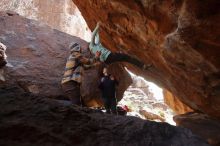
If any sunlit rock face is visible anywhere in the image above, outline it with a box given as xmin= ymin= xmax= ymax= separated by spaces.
xmin=0 ymin=0 xmax=90 ymax=40
xmin=163 ymin=90 xmax=193 ymax=115
xmin=0 ymin=12 xmax=131 ymax=106
xmin=72 ymin=0 xmax=220 ymax=119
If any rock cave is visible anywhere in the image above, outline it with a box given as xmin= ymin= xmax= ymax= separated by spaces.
xmin=0 ymin=0 xmax=220 ymax=146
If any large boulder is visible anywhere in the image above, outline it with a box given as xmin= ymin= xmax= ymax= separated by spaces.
xmin=0 ymin=88 xmax=209 ymax=146
xmin=0 ymin=0 xmax=90 ymax=40
xmin=0 ymin=11 xmax=131 ymax=106
xmin=72 ymin=0 xmax=220 ymax=119
xmin=174 ymin=113 xmax=220 ymax=146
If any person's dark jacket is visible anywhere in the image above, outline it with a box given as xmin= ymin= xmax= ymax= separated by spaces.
xmin=99 ymin=75 xmax=119 ymax=98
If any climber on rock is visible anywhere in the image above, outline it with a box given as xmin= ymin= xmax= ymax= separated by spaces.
xmin=99 ymin=67 xmax=118 ymax=114
xmin=89 ymin=22 xmax=152 ymax=70
xmin=61 ymin=42 xmax=99 ymax=106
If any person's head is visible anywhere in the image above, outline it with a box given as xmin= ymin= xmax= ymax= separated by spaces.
xmin=110 ymin=74 xmax=115 ymax=80
xmin=69 ymin=42 xmax=81 ymax=54
xmin=103 ymin=67 xmax=108 ymax=75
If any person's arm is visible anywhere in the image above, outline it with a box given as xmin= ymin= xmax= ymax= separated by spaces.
xmin=90 ymin=22 xmax=100 ymax=47
xmin=98 ymin=77 xmax=104 ymax=90
xmin=83 ymin=64 xmax=93 ymax=69
xmin=80 ymin=56 xmax=95 ymax=64
xmin=95 ymin=32 xmax=100 ymax=44
xmin=79 ymin=56 xmax=100 ymax=70
xmin=83 ymin=62 xmax=101 ymax=70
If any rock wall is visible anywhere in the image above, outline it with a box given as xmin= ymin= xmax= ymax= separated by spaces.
xmin=163 ymin=90 xmax=193 ymax=115
xmin=0 ymin=11 xmax=131 ymax=106
xmin=0 ymin=90 xmax=209 ymax=146
xmin=174 ymin=113 xmax=220 ymax=146
xmin=0 ymin=0 xmax=91 ymax=40
xmin=72 ymin=0 xmax=220 ymax=119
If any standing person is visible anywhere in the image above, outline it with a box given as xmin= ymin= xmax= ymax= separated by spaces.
xmin=61 ymin=42 xmax=99 ymax=106
xmin=89 ymin=22 xmax=152 ymax=70
xmin=99 ymin=67 xmax=118 ymax=114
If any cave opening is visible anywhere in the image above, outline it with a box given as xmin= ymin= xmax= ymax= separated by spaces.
xmin=119 ymin=69 xmax=176 ymax=125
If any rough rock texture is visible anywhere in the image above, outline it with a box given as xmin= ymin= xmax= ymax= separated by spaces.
xmin=72 ymin=0 xmax=220 ymax=119
xmin=0 ymin=87 xmax=209 ymax=146
xmin=174 ymin=113 xmax=220 ymax=146
xmin=120 ymin=86 xmax=175 ymax=124
xmin=0 ymin=0 xmax=90 ymax=40
xmin=131 ymin=75 xmax=155 ymax=100
xmin=0 ymin=11 xmax=131 ymax=106
xmin=139 ymin=110 xmax=165 ymax=122
xmin=163 ymin=90 xmax=193 ymax=114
